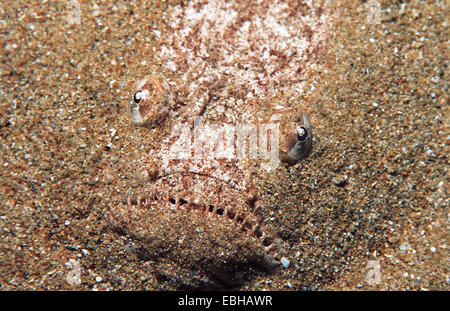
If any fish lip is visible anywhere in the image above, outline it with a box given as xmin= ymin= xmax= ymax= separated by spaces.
xmin=121 ymin=170 xmax=247 ymax=208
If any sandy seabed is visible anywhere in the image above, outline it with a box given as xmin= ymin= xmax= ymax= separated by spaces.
xmin=0 ymin=0 xmax=448 ymax=290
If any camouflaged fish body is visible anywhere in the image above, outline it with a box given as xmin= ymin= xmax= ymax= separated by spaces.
xmin=108 ymin=73 xmax=313 ymax=288
xmin=108 ymin=0 xmax=328 ymax=288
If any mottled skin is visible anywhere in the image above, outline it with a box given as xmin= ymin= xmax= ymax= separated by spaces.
xmin=109 ymin=75 xmax=313 ymax=288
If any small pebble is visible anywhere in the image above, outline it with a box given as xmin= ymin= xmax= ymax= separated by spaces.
xmin=399 ymin=242 xmax=411 ymax=251
xmin=426 ymin=149 xmax=436 ymax=157
xmin=280 ymin=257 xmax=290 ymax=269
xmin=332 ymin=175 xmax=348 ymax=187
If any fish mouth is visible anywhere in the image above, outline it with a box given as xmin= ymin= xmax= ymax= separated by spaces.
xmin=117 ymin=171 xmax=284 ymax=256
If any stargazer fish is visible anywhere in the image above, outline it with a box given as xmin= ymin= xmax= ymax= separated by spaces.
xmin=109 ymin=0 xmax=329 ymax=289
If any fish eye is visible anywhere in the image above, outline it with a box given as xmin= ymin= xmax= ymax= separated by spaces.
xmin=297 ymin=126 xmax=308 ymax=142
xmin=281 ymin=115 xmax=313 ymax=164
xmin=133 ymin=91 xmax=142 ymax=104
